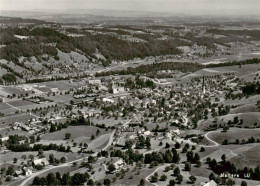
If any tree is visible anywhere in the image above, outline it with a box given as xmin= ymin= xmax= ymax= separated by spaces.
xmin=200 ymin=147 xmax=205 ymax=152
xmin=29 ymin=154 xmax=34 ymax=160
xmin=150 ymin=174 xmax=158 ymax=183
xmin=222 ymin=139 xmax=229 ymax=145
xmin=221 ymin=154 xmax=226 ymax=162
xmin=104 ymin=178 xmax=111 ymax=186
xmin=38 ymin=149 xmax=44 ymax=157
xmin=223 ymin=126 xmax=229 ymax=132
xmin=61 ymin=173 xmax=70 ymax=185
xmin=165 ymin=143 xmax=170 ymax=148
xmin=184 ymin=162 xmax=191 ymax=171
xmin=176 ymin=174 xmax=183 ymax=184
xmin=209 ymin=173 xmax=216 ymax=181
xmin=71 ymin=173 xmax=87 ymax=185
xmin=46 ymin=173 xmax=56 ymax=185
xmin=50 ymin=124 xmax=56 ymax=132
xmin=139 ymin=178 xmax=145 ymax=186
xmin=146 ymin=137 xmax=151 ymax=149
xmin=175 ymin=142 xmax=181 ymax=149
xmin=65 ymin=133 xmax=71 ymax=139
xmin=241 ymin=181 xmax=247 ymax=186
xmin=13 ymin=158 xmax=17 ymax=163
xmin=5 ymin=176 xmax=11 ymax=182
xmin=227 ymin=178 xmax=235 ymax=185
xmin=61 ymin=156 xmax=67 ymax=163
xmin=196 ymin=161 xmax=201 ymax=167
xmin=125 ymin=140 xmax=133 ymax=149
xmin=160 ymin=174 xmax=167 ymax=181
xmin=108 ymin=164 xmax=116 ymax=172
xmin=189 ymin=176 xmax=196 ymax=184
xmin=6 ymin=166 xmax=14 ymax=176
xmin=33 ymin=176 xmax=41 ymax=185
xmin=49 ymin=154 xmax=54 ymax=164
xmin=22 ymin=154 xmax=27 ymax=160
xmin=173 ymin=167 xmax=180 ymax=176
xmin=169 ymin=179 xmax=175 ymax=186
xmin=96 ymin=129 xmax=100 ymax=136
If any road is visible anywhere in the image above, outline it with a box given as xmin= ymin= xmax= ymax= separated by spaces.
xmin=17 ymin=120 xmax=133 ymax=186
xmin=198 ymin=131 xmax=220 ymax=148
xmin=145 ymin=164 xmax=170 ymax=186
xmin=18 ymin=132 xmax=116 ymax=186
xmin=199 ymin=128 xmax=260 ymax=148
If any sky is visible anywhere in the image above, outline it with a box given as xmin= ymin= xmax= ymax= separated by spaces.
xmin=1 ymin=0 xmax=260 ymax=16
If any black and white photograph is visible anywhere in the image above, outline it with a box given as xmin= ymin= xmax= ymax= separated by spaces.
xmin=0 ymin=0 xmax=260 ymax=185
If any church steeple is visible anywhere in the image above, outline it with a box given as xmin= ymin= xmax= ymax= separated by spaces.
xmin=202 ymin=75 xmax=205 ymax=95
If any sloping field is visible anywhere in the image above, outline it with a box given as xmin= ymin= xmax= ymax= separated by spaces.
xmin=88 ymin=132 xmax=111 ymax=150
xmin=208 ymin=128 xmax=260 ymax=144
xmin=41 ymin=126 xmax=108 ymax=141
xmin=230 ymin=144 xmax=260 ymax=168
xmin=0 ymin=113 xmax=35 ymax=124
xmin=199 ymin=112 xmax=260 ymax=129
xmin=223 ymin=95 xmax=260 ymax=106
xmin=229 ymin=104 xmax=259 ymax=114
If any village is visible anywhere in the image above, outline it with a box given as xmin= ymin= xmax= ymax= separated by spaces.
xmin=0 ymin=11 xmax=260 ymax=186
xmin=0 ymin=57 xmax=260 ymax=185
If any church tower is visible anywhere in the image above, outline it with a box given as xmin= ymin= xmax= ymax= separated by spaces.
xmin=202 ymin=75 xmax=205 ymax=95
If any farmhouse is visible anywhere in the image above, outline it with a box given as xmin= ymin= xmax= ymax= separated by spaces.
xmin=88 ymin=79 xmax=102 ymax=85
xmin=201 ymin=180 xmax=217 ymax=186
xmin=1 ymin=136 xmax=9 ymax=142
xmin=102 ymin=98 xmax=115 ymax=103
xmin=23 ymin=166 xmax=33 ymax=176
xmin=50 ymin=88 xmax=59 ymax=93
xmin=113 ymin=158 xmax=124 ymax=172
xmin=113 ymin=86 xmax=125 ymax=94
xmin=14 ymin=170 xmax=23 ymax=177
xmin=33 ymin=158 xmax=49 ymax=167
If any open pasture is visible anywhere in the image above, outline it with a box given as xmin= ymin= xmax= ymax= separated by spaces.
xmin=199 ymin=112 xmax=260 ymax=129
xmin=0 ymin=113 xmax=35 ymax=124
xmin=208 ymin=128 xmax=260 ymax=144
xmin=41 ymin=126 xmax=109 ymax=141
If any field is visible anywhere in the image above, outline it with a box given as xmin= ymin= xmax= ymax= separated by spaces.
xmin=227 ymin=144 xmax=260 ymax=168
xmin=229 ymin=104 xmax=259 ymax=114
xmin=39 ymin=126 xmax=112 ymax=152
xmin=37 ymin=80 xmax=81 ymax=91
xmin=0 ymin=87 xmax=32 ymax=97
xmin=199 ymin=112 xmax=260 ymax=129
xmin=0 ymin=113 xmax=35 ymax=124
xmin=41 ymin=126 xmax=109 ymax=141
xmin=0 ymin=102 xmax=17 ymax=115
xmin=0 ymin=128 xmax=30 ymax=137
xmin=208 ymin=128 xmax=260 ymax=144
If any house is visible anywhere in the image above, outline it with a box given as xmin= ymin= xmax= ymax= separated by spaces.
xmin=113 ymin=158 xmax=124 ymax=171
xmin=143 ymin=130 xmax=152 ymax=136
xmin=201 ymin=180 xmax=217 ymax=186
xmin=33 ymin=158 xmax=49 ymax=167
xmin=22 ymin=166 xmax=33 ymax=176
xmin=50 ymin=88 xmax=59 ymax=93
xmin=113 ymin=87 xmax=125 ymax=94
xmin=14 ymin=170 xmax=23 ymax=177
xmin=88 ymin=79 xmax=102 ymax=85
xmin=1 ymin=136 xmax=9 ymax=142
xmin=102 ymin=98 xmax=115 ymax=103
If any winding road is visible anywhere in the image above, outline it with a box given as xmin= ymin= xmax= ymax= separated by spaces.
xmin=16 ymin=120 xmax=133 ymax=186
xmin=199 ymin=131 xmax=220 ymax=148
